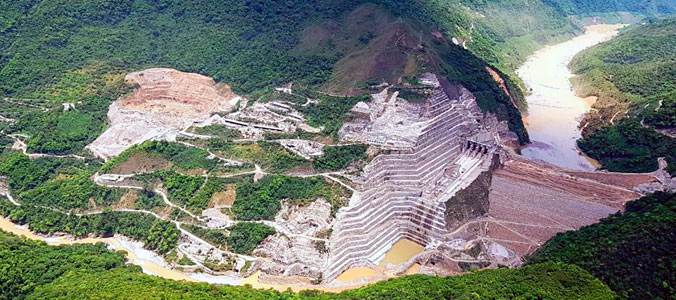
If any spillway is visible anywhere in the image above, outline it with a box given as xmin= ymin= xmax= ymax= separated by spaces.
xmin=324 ymin=77 xmax=500 ymax=281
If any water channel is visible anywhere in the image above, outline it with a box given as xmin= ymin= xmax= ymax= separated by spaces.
xmin=519 ymin=24 xmax=625 ymax=170
xmin=1 ymin=214 xmax=423 ymax=292
xmin=1 ymin=24 xmax=627 ymax=292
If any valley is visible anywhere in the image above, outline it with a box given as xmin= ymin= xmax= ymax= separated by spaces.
xmin=519 ymin=24 xmax=625 ymax=170
xmin=0 ymin=1 xmax=675 ymax=299
xmin=0 ymin=66 xmax=666 ymax=292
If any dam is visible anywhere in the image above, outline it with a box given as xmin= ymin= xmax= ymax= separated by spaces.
xmin=326 ymin=74 xmax=500 ymax=281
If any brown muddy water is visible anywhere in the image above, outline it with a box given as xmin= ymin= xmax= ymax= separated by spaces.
xmin=2 ymin=25 xmax=628 ymax=292
xmin=1 ymin=215 xmax=423 ymax=292
xmin=518 ymin=24 xmax=625 ymax=171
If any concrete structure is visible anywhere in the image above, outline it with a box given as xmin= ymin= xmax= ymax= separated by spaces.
xmin=324 ymin=76 xmax=499 ymax=281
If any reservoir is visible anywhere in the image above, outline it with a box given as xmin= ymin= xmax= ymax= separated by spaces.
xmin=0 ymin=24 xmax=626 ymax=293
xmin=518 ymin=24 xmax=624 ymax=170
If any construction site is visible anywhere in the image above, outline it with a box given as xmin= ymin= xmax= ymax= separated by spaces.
xmin=7 ymin=67 xmax=668 ymax=291
xmin=324 ymin=74 xmax=502 ymax=281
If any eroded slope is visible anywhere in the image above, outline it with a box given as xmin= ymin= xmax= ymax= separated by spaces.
xmin=87 ymin=68 xmax=240 ymax=159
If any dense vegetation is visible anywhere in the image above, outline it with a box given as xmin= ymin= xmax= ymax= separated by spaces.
xmin=0 ymin=231 xmax=128 ymax=300
xmin=233 ymin=175 xmax=348 ymax=221
xmin=227 ymin=222 xmax=276 ymax=255
xmin=529 ymin=192 xmax=676 ymax=299
xmin=183 ymin=221 xmax=277 ymax=255
xmin=138 ymin=171 xmax=249 ymax=212
xmin=135 ymin=188 xmax=165 ymax=210
xmin=571 ymin=18 xmax=676 ymax=128
xmin=313 ymin=144 xmax=368 ymax=171
xmin=0 ymin=69 xmax=130 ymax=155
xmin=0 ymin=149 xmax=181 ymax=255
xmin=572 ymin=18 xmax=676 ymax=174
xmin=643 ymin=91 xmax=676 ymax=129
xmin=578 ymin=120 xmax=676 ymax=174
xmin=0 ymin=0 xmax=354 ymax=96
xmin=181 ymin=224 xmax=229 ymax=250
xmin=298 ymin=93 xmax=370 ymax=140
xmin=0 ymin=198 xmax=179 ymax=254
xmin=192 ymin=125 xmax=242 ymax=140
xmin=209 ymin=140 xmax=311 ymax=173
xmin=101 ymin=141 xmax=218 ymax=173
xmin=24 ymin=263 xmax=613 ymax=299
xmin=418 ymin=0 xmax=579 ymax=71
xmin=0 ymin=151 xmax=120 ymax=210
xmin=0 ymin=230 xmax=614 ymax=299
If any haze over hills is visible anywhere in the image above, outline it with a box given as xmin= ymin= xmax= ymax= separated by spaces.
xmin=0 ymin=0 xmax=674 ymax=299
xmin=544 ymin=0 xmax=676 ymax=16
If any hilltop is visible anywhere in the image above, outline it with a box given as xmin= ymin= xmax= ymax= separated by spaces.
xmin=0 ymin=0 xmax=674 ymax=299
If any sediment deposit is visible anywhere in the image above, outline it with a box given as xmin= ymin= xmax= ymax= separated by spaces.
xmin=482 ymin=155 xmax=655 ymax=257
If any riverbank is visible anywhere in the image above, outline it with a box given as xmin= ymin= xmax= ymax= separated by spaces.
xmin=518 ymin=24 xmax=625 ymax=170
xmin=0 ymin=214 xmax=425 ymax=293
xmin=0 ymin=216 xmax=193 ymax=281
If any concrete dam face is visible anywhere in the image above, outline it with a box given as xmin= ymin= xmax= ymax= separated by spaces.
xmin=326 ymin=74 xmax=501 ymax=281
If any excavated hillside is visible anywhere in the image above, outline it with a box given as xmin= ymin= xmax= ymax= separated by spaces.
xmin=385 ymin=148 xmax=660 ymax=277
xmin=87 ymin=68 xmax=240 ymax=159
xmin=1 ymin=1 xmax=676 ymax=297
xmin=297 ymin=4 xmax=530 ymax=142
xmin=120 ymin=68 xmax=238 ymax=119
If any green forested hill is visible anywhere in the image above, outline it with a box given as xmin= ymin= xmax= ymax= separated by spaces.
xmin=0 ymin=0 xmax=577 ymax=96
xmin=0 ymin=0 xmax=596 ymax=153
xmin=572 ymin=18 xmax=676 ymax=129
xmin=1 ymin=1 xmax=672 ymax=154
xmin=386 ymin=0 xmax=581 ymax=71
xmin=0 ymin=230 xmax=128 ymax=300
xmin=577 ymin=119 xmax=676 ymax=174
xmin=30 ymin=264 xmax=615 ymax=299
xmin=571 ymin=18 xmax=676 ymax=174
xmin=528 ymin=192 xmax=676 ymax=299
xmin=0 ymin=230 xmax=615 ymax=300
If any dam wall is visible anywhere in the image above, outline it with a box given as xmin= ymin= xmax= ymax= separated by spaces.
xmin=324 ymin=83 xmax=498 ymax=282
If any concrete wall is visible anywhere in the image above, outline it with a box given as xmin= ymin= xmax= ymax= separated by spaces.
xmin=323 ymin=84 xmax=499 ymax=282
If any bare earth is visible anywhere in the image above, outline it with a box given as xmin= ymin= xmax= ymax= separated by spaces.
xmin=87 ymin=68 xmax=240 ymax=159
xmin=120 ymin=68 xmax=237 ymax=118
xmin=484 ymin=155 xmax=656 ymax=257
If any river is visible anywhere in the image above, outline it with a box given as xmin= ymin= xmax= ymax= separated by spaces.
xmin=518 ymin=24 xmax=625 ymax=170
xmin=1 ymin=24 xmax=627 ymax=293
xmin=0 ymin=214 xmax=423 ymax=292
